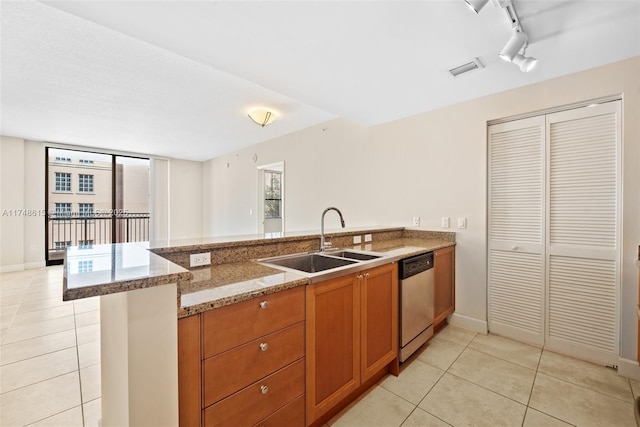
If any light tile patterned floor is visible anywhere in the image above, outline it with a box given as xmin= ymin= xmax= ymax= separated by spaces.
xmin=330 ymin=325 xmax=639 ymax=427
xmin=0 ymin=266 xmax=100 ymax=426
xmin=2 ymin=265 xmax=639 ymax=426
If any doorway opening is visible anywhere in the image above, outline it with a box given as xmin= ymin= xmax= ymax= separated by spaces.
xmin=257 ymin=162 xmax=284 ymax=237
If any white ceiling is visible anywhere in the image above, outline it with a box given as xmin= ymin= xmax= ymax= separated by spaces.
xmin=1 ymin=1 xmax=638 ymax=161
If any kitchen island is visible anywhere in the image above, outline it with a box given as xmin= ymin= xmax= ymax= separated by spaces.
xmin=63 ymin=226 xmax=455 ymax=426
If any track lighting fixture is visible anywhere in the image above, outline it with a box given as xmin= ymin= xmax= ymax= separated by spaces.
xmin=464 ymin=0 xmax=489 ymax=13
xmin=499 ymin=30 xmax=528 ymax=62
xmin=512 ymin=52 xmax=537 ymax=72
xmin=464 ymin=0 xmax=540 ymax=73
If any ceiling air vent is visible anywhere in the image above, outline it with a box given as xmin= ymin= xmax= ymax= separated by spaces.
xmin=449 ymin=58 xmax=484 ymax=77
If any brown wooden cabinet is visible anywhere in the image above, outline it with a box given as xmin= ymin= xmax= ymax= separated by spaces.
xmin=178 ymin=286 xmax=306 ymax=427
xmin=305 ymin=263 xmax=398 ymax=425
xmin=434 ymin=246 xmax=455 ymax=328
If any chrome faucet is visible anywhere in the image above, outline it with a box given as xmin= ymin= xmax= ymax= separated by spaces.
xmin=320 ymin=207 xmax=346 ymax=251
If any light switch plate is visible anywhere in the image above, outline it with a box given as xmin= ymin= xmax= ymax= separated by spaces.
xmin=412 ymin=216 xmax=420 ymax=227
xmin=457 ymin=217 xmax=467 ymax=229
xmin=441 ymin=217 xmax=450 ymax=228
xmin=353 ymin=235 xmax=362 ymax=244
xmin=364 ymin=234 xmax=372 ymax=242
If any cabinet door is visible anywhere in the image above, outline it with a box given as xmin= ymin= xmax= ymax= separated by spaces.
xmin=434 ymin=246 xmax=455 ymax=327
xmin=361 ymin=263 xmax=398 ymax=382
xmin=178 ymin=314 xmax=202 ymax=427
xmin=306 ymin=274 xmax=360 ymax=425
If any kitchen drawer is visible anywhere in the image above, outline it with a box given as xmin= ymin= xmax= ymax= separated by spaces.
xmin=253 ymin=395 xmax=305 ymax=427
xmin=203 ymin=322 xmax=305 ymax=406
xmin=203 ymin=358 xmax=305 ymax=427
xmin=203 ymin=286 xmax=305 ymax=358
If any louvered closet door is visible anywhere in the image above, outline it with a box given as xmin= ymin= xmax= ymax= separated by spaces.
xmin=545 ymin=101 xmax=621 ymax=365
xmin=488 ymin=116 xmax=545 ymax=346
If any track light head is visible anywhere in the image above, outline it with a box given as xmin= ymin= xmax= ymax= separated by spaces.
xmin=513 ymin=53 xmax=538 ymax=72
xmin=499 ymin=30 xmax=528 ymax=62
xmin=464 ymin=0 xmax=490 ymax=13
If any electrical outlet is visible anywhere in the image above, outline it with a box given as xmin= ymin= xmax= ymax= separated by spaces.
xmin=441 ymin=217 xmax=450 ymax=228
xmin=353 ymin=235 xmax=362 ymax=244
xmin=190 ymin=252 xmax=211 ymax=267
xmin=364 ymin=234 xmax=372 ymax=242
xmin=458 ymin=217 xmax=467 ymax=229
xmin=412 ymin=216 xmax=420 ymax=227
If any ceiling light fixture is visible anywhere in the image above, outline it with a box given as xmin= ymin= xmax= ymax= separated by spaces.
xmin=465 ymin=0 xmax=539 ymax=73
xmin=464 ymin=0 xmax=489 ymax=13
xmin=512 ymin=51 xmax=537 ymax=72
xmin=499 ymin=30 xmax=528 ymax=62
xmin=248 ymin=109 xmax=276 ymax=127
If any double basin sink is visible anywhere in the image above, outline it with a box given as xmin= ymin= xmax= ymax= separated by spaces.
xmin=258 ymin=249 xmax=385 ymax=279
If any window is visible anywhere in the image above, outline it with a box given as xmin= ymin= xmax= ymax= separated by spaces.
xmin=54 ymin=241 xmax=71 ymax=250
xmin=78 ymin=260 xmax=93 ymax=273
xmin=78 ymin=240 xmax=94 ymax=248
xmin=78 ymin=174 xmax=94 ymax=193
xmin=55 ymin=157 xmax=71 ymax=162
xmin=54 ymin=203 xmax=72 ymax=217
xmin=55 ymin=172 xmax=71 ymax=192
xmin=79 ymin=203 xmax=94 ymax=218
xmin=79 ymin=159 xmax=94 ymax=164
xmin=264 ymin=170 xmax=282 ymax=219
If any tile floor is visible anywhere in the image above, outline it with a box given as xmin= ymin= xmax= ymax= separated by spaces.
xmin=1 ymin=265 xmax=639 ymax=427
xmin=0 ymin=266 xmax=101 ymax=426
xmin=329 ymin=326 xmax=639 ymax=427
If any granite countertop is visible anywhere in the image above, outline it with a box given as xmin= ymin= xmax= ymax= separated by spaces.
xmin=62 ymin=228 xmax=455 ymax=319
xmin=177 ymin=237 xmax=455 ymax=317
xmin=63 ymin=242 xmax=192 ymax=301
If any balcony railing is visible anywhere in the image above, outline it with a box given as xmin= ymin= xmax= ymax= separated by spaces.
xmin=47 ymin=213 xmax=150 ymax=260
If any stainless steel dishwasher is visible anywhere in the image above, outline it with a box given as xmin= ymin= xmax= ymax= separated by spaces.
xmin=399 ymin=252 xmax=434 ymax=362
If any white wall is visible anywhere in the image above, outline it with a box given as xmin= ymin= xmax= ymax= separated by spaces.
xmin=0 ymin=136 xmax=45 ymax=272
xmin=168 ymin=158 xmax=203 ymax=240
xmin=204 ymin=57 xmax=640 ymax=360
xmin=203 ymin=118 xmax=375 ymax=236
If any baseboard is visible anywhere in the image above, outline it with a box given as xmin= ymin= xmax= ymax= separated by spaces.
xmin=448 ymin=312 xmax=488 ymax=335
xmin=618 ymin=357 xmax=640 ymax=381
xmin=25 ymin=261 xmax=46 ymax=270
xmin=0 ymin=263 xmax=25 ymax=273
xmin=0 ymin=261 xmax=46 ymax=273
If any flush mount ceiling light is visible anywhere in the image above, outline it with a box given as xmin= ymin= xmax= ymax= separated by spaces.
xmin=464 ymin=0 xmax=489 ymax=13
xmin=248 ymin=109 xmax=276 ymax=127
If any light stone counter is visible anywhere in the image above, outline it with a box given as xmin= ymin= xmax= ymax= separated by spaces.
xmin=63 ymin=242 xmax=192 ymax=301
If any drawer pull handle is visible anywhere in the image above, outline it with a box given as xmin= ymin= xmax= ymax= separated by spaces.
xmin=357 ymin=274 xmax=363 ymax=280
xmin=259 ymin=301 xmax=268 ymax=309
xmin=260 ymin=342 xmax=269 ymax=352
xmin=365 ymin=273 xmax=370 ymax=278
xmin=260 ymin=385 xmax=269 ymax=394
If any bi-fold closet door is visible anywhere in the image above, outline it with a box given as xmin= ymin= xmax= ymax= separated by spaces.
xmin=488 ymin=101 xmax=621 ymax=365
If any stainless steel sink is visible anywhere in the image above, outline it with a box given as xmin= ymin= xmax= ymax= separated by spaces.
xmin=260 ymin=253 xmax=357 ymax=273
xmin=324 ymin=250 xmax=382 ymax=261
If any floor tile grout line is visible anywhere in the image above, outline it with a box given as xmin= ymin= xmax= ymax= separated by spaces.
xmin=0 ymin=366 xmax=80 ymax=396
xmin=534 ymin=369 xmax=635 ymax=406
xmin=22 ymin=405 xmax=84 ymax=426
xmin=0 ymin=344 xmax=79 ymax=369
